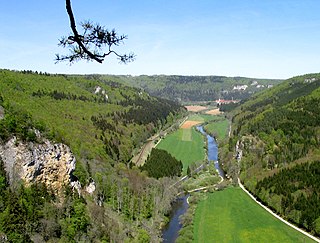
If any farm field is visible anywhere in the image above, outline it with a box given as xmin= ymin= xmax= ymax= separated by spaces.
xmin=204 ymin=116 xmax=229 ymax=140
xmin=188 ymin=114 xmax=217 ymax=122
xmin=157 ymin=113 xmax=224 ymax=174
xmin=193 ymin=187 xmax=314 ymax=243
xmin=185 ymin=105 xmax=208 ymax=112
xmin=157 ymin=127 xmax=205 ymax=174
xmin=205 ymin=108 xmax=221 ymax=115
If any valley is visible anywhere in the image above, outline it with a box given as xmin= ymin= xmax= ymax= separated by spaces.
xmin=158 ymin=109 xmax=317 ymax=242
xmin=0 ymin=69 xmax=319 ymax=242
xmin=2 ymin=1 xmax=320 ymax=242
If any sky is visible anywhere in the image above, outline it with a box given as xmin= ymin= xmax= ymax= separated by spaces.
xmin=1 ymin=0 xmax=320 ymax=79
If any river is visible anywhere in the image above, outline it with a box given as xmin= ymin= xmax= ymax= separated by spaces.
xmin=162 ymin=125 xmax=224 ymax=242
xmin=196 ymin=126 xmax=225 ymax=178
xmin=161 ymin=194 xmax=189 ymax=243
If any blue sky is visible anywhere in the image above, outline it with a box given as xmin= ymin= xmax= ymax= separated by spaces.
xmin=1 ymin=0 xmax=320 ymax=79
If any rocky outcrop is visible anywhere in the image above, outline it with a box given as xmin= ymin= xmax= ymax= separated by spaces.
xmin=0 ymin=136 xmax=78 ymax=195
xmin=86 ymin=180 xmax=96 ymax=194
xmin=94 ymin=86 xmax=109 ymax=101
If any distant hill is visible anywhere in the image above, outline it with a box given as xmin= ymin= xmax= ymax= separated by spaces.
xmin=92 ymin=75 xmax=282 ymax=103
xmin=222 ymin=73 xmax=320 ymax=237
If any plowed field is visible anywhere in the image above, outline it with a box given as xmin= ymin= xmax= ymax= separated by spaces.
xmin=181 ymin=120 xmax=203 ymax=129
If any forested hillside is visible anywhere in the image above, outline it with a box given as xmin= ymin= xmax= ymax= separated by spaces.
xmin=223 ymin=73 xmax=320 ymax=237
xmin=87 ymin=74 xmax=282 ymax=103
xmin=0 ymin=69 xmax=185 ymax=242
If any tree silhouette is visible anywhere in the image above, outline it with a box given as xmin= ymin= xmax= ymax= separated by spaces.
xmin=56 ymin=0 xmax=135 ymax=64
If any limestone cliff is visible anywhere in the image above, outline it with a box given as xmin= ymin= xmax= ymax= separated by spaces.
xmin=0 ymin=136 xmax=78 ymax=195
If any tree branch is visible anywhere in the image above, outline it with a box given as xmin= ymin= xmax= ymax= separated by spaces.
xmin=65 ymin=0 xmax=103 ymax=63
xmin=56 ymin=0 xmax=135 ymax=64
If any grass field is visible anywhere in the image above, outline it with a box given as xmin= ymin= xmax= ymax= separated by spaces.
xmin=157 ymin=114 xmax=225 ymax=174
xmin=157 ymin=127 xmax=205 ymax=174
xmin=204 ymin=116 xmax=229 ymax=140
xmin=193 ymin=187 xmax=314 ymax=243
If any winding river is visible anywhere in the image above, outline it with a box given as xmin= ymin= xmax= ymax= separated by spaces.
xmin=162 ymin=125 xmax=224 ymax=242
xmin=196 ymin=126 xmax=225 ymax=178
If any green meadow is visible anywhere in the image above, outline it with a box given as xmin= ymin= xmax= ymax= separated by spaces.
xmin=204 ymin=116 xmax=229 ymax=140
xmin=157 ymin=113 xmax=227 ymax=174
xmin=157 ymin=127 xmax=205 ymax=174
xmin=193 ymin=187 xmax=314 ymax=243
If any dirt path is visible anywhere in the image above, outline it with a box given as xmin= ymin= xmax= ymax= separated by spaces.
xmin=132 ymin=115 xmax=188 ymax=166
xmin=238 ymin=179 xmax=320 ymax=243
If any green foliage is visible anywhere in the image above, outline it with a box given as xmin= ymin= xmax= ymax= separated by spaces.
xmin=0 ymin=159 xmax=7 ymax=216
xmin=113 ymin=75 xmax=282 ymax=102
xmin=228 ymin=73 xmax=320 ymax=237
xmin=0 ymin=193 xmax=30 ymax=242
xmin=255 ymin=161 xmax=320 ymax=235
xmin=182 ymin=163 xmax=220 ymax=191
xmin=0 ymin=69 xmax=184 ymax=172
xmin=230 ymin=75 xmax=320 ymax=176
xmin=203 ymin=115 xmax=229 ymax=140
xmin=0 ymin=94 xmax=4 ymax=105
xmin=0 ymin=178 xmax=53 ymax=242
xmin=134 ymin=229 xmax=150 ymax=243
xmin=0 ymin=69 xmax=185 ymax=241
xmin=73 ymin=161 xmax=89 ymax=186
xmin=141 ymin=148 xmax=183 ymax=179
xmin=60 ymin=197 xmax=90 ymax=241
xmin=219 ymin=102 xmax=239 ymax=112
xmin=0 ymin=106 xmax=37 ymax=142
xmin=187 ymin=166 xmax=191 ymax=177
xmin=314 ymin=217 xmax=320 ymax=235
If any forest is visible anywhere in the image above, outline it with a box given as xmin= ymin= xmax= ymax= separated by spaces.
xmin=255 ymin=161 xmax=320 ymax=236
xmin=92 ymin=74 xmax=282 ymax=103
xmin=0 ymin=69 xmax=185 ymax=242
xmin=141 ymin=148 xmax=183 ymax=179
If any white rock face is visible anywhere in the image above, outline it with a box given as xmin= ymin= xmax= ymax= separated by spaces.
xmin=0 ymin=136 xmax=78 ymax=195
xmin=94 ymin=86 xmax=102 ymax=94
xmin=94 ymin=86 xmax=108 ymax=101
xmin=86 ymin=181 xmax=96 ymax=194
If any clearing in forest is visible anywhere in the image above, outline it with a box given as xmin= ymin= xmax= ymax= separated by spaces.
xmin=193 ymin=187 xmax=314 ymax=243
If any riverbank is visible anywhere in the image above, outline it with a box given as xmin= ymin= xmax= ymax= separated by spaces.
xmin=162 ymin=123 xmax=225 ymax=242
xmin=160 ymin=113 xmax=228 ymax=242
xmin=162 ymin=194 xmax=190 ymax=243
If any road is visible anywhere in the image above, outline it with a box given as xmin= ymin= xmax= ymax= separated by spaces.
xmin=238 ymin=178 xmax=320 ymax=243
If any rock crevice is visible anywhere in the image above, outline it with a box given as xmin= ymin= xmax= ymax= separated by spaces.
xmin=0 ymin=136 xmax=77 ymax=195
